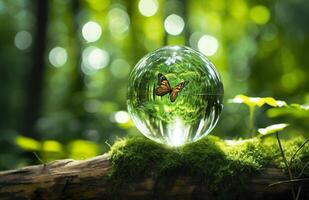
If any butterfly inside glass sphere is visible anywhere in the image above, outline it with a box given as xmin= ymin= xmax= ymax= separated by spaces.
xmin=155 ymin=73 xmax=189 ymax=102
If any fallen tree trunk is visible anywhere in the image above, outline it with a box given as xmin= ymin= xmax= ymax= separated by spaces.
xmin=0 ymin=154 xmax=308 ymax=200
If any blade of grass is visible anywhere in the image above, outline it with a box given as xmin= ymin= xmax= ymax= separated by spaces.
xmin=249 ymin=106 xmax=255 ymax=137
xmin=276 ymin=132 xmax=296 ymax=200
xmin=289 ymin=138 xmax=309 ymax=166
xmin=33 ymin=151 xmax=45 ymax=166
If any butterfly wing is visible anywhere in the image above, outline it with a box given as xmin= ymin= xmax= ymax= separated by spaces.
xmin=170 ymin=81 xmax=188 ymax=102
xmin=155 ymin=73 xmax=171 ymax=96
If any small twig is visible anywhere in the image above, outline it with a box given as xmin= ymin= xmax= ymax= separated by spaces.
xmin=297 ymin=160 xmax=309 ymax=178
xmin=249 ymin=106 xmax=255 ymax=137
xmin=33 ymin=152 xmax=46 ymax=166
xmin=276 ymin=131 xmax=296 ymax=199
xmin=268 ymin=178 xmax=309 ymax=187
xmin=105 ymin=140 xmax=112 ymax=148
xmin=295 ymin=186 xmax=302 ymax=200
xmin=289 ymin=138 xmax=309 ymax=166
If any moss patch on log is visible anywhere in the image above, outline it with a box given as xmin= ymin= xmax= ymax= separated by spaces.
xmin=108 ymin=135 xmax=309 ymax=197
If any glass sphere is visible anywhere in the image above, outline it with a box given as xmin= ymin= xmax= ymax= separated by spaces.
xmin=127 ymin=46 xmax=223 ymax=146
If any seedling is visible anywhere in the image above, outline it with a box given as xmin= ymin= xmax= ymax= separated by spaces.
xmin=230 ymin=94 xmax=287 ymax=136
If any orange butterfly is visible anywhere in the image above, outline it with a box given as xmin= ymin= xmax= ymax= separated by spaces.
xmin=155 ymin=73 xmax=188 ymax=102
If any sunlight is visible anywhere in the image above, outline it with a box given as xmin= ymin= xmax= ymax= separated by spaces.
xmin=249 ymin=97 xmax=261 ymax=103
xmin=138 ymin=0 xmax=158 ymax=17
xmin=164 ymin=14 xmax=184 ymax=36
xmin=48 ymin=47 xmax=68 ymax=67
xmin=82 ymin=21 xmax=102 ymax=43
xmin=225 ymin=138 xmax=256 ymax=146
xmin=197 ymin=35 xmax=219 ymax=56
xmin=167 ymin=117 xmax=188 ymax=146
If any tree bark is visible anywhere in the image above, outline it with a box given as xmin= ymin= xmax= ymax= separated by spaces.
xmin=0 ymin=155 xmax=308 ymax=200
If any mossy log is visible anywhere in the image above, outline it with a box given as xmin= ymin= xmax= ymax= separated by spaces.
xmin=0 ymin=136 xmax=308 ymax=200
xmin=0 ymin=155 xmax=307 ymax=199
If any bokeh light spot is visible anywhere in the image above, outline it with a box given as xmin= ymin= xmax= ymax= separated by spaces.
xmin=82 ymin=46 xmax=109 ymax=73
xmin=108 ymin=7 xmax=130 ymax=35
xmin=189 ymin=32 xmax=204 ymax=49
xmin=110 ymin=59 xmax=131 ymax=78
xmin=164 ymin=14 xmax=185 ymax=36
xmin=197 ymin=35 xmax=219 ymax=56
xmin=84 ymin=129 xmax=100 ymax=141
xmin=250 ymin=5 xmax=270 ymax=25
xmin=84 ymin=99 xmax=100 ymax=113
xmin=138 ymin=0 xmax=158 ymax=17
xmin=112 ymin=111 xmax=130 ymax=124
xmin=48 ymin=47 xmax=68 ymax=67
xmin=86 ymin=0 xmax=110 ymax=11
xmin=82 ymin=21 xmax=102 ymax=42
xmin=281 ymin=71 xmax=303 ymax=92
xmin=230 ymin=0 xmax=248 ymax=20
xmin=14 ymin=31 xmax=32 ymax=50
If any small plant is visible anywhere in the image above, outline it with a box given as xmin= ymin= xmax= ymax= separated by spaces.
xmin=231 ymin=94 xmax=309 ymax=199
xmin=229 ymin=94 xmax=287 ymax=136
xmin=258 ymin=124 xmax=309 ymax=200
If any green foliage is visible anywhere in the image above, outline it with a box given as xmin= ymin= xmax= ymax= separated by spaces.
xmin=15 ymin=136 xmax=41 ymax=151
xmin=68 ymin=139 xmax=99 ymax=159
xmin=42 ymin=140 xmax=63 ymax=153
xmin=14 ymin=136 xmax=99 ymax=162
xmin=109 ymin=135 xmax=309 ymax=198
xmin=267 ymin=104 xmax=309 ymax=118
xmin=1 ymin=0 xmax=309 ymax=170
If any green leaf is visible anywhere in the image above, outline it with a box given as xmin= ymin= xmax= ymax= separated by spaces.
xmin=290 ymin=103 xmax=309 ymax=111
xmin=258 ymin=123 xmax=289 ymax=136
xmin=263 ymin=97 xmax=287 ymax=107
xmin=42 ymin=140 xmax=63 ymax=153
xmin=229 ymin=95 xmax=287 ymax=108
xmin=68 ymin=140 xmax=99 ymax=159
xmin=267 ymin=103 xmax=309 ymax=118
xmin=229 ymin=94 xmax=263 ymax=107
xmin=15 ymin=136 xmax=41 ymax=151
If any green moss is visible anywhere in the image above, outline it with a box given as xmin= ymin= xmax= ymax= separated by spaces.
xmin=108 ymin=135 xmax=309 ymax=197
xmin=109 ymin=137 xmax=168 ymax=182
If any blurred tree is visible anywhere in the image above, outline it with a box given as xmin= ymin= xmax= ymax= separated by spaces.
xmin=23 ymin=0 xmax=49 ymax=139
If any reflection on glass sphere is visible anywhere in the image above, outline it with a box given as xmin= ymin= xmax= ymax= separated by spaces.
xmin=127 ymin=46 xmax=224 ymax=146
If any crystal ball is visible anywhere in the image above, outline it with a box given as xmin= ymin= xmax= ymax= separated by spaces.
xmin=127 ymin=46 xmax=224 ymax=146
